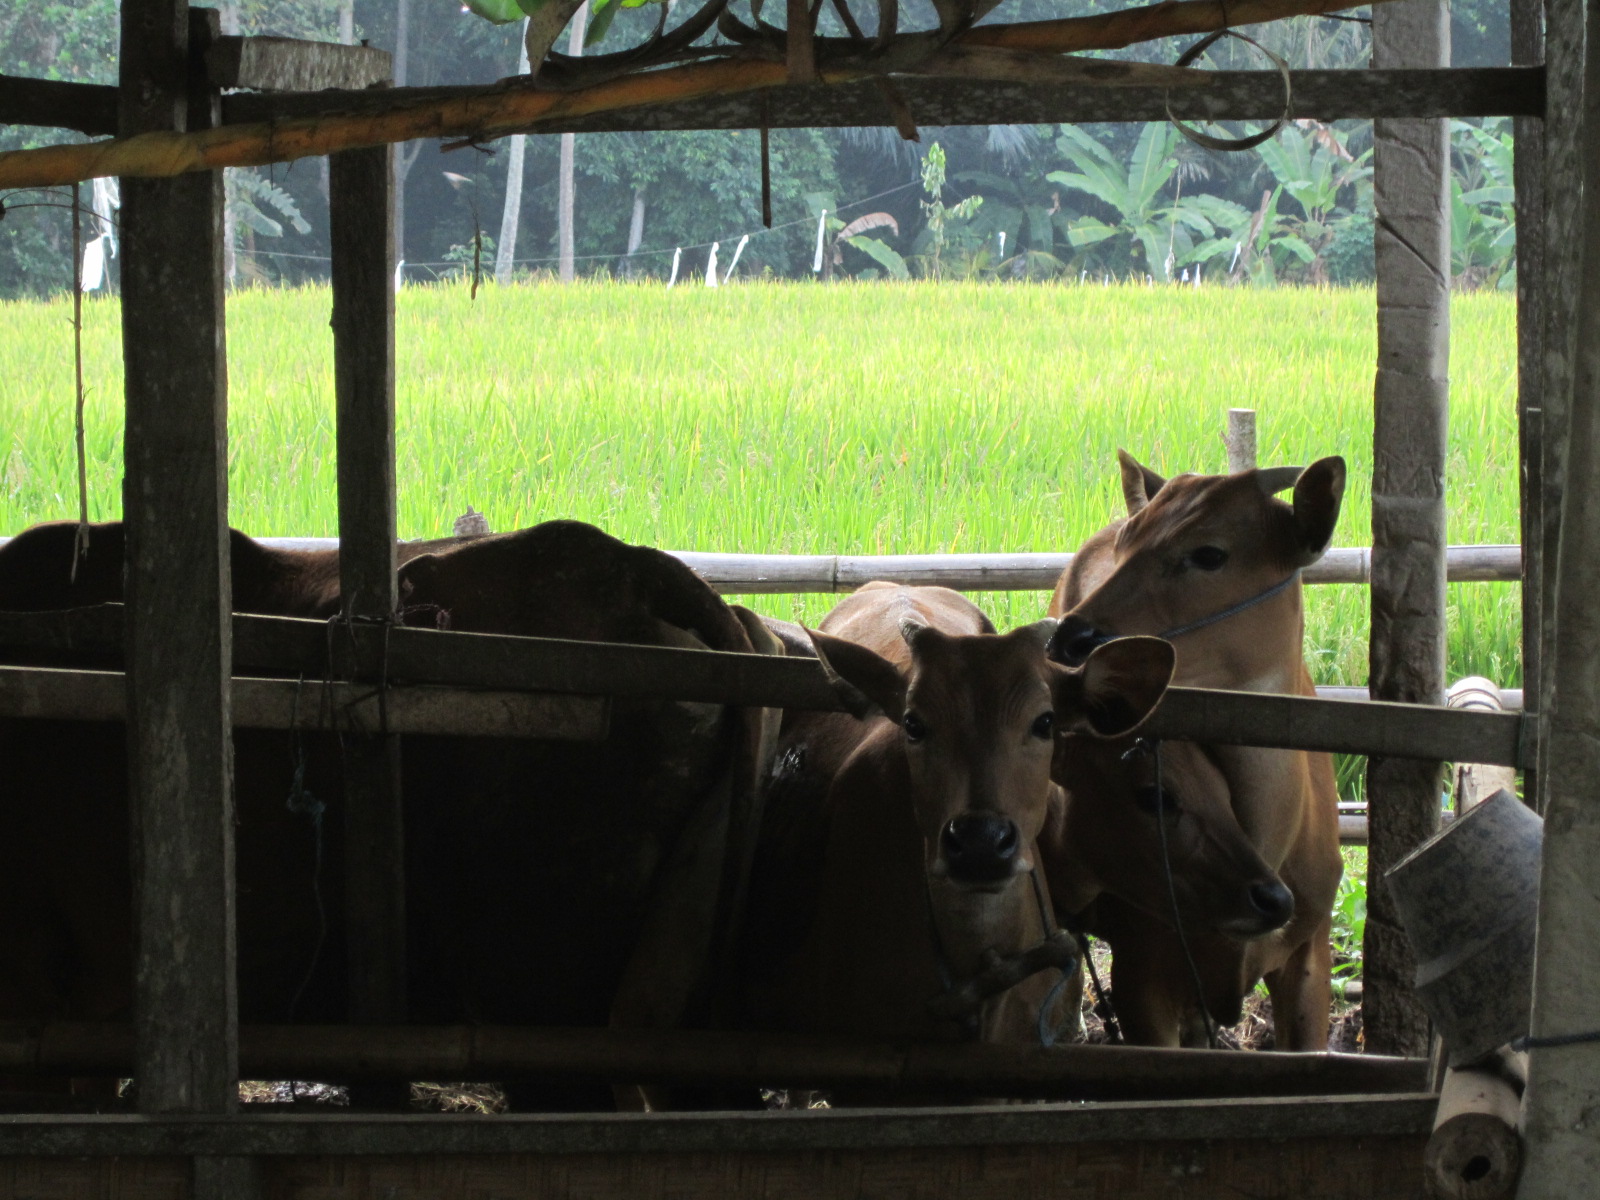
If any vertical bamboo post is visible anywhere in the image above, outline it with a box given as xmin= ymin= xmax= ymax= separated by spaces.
xmin=329 ymin=143 xmax=406 ymax=1042
xmin=119 ymin=3 xmax=255 ymax=1193
xmin=1363 ymin=0 xmax=1450 ymax=1059
xmin=1517 ymin=0 xmax=1600 ymax=1187
xmin=1512 ymin=0 xmax=1545 ymax=800
xmin=1224 ymin=408 xmax=1257 ymax=473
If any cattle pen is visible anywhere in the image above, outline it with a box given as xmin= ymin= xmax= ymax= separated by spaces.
xmin=0 ymin=0 xmax=1592 ymax=1194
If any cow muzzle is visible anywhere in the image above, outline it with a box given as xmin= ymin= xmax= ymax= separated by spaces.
xmin=1049 ymin=615 xmax=1113 ymax=668
xmin=940 ymin=813 xmax=1023 ymax=887
xmin=1219 ymin=879 xmax=1296 ymax=937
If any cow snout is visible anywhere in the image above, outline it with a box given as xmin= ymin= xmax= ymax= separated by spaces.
xmin=940 ymin=813 xmax=1022 ymax=886
xmin=1049 ymin=615 xmax=1110 ymax=667
xmin=1247 ymin=880 xmax=1295 ymax=930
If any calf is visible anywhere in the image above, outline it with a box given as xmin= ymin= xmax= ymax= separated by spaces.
xmin=743 ymin=583 xmax=1173 ymax=1054
xmin=1046 ymin=452 xmax=1345 ymax=1050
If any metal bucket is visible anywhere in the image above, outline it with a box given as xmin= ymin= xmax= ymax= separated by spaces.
xmin=1385 ymin=788 xmax=1543 ymax=1066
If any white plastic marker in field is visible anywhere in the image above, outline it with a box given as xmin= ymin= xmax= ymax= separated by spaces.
xmin=394 ymin=260 xmax=405 ymax=293
xmin=667 ymin=247 xmax=682 ymax=288
xmin=998 ymin=231 xmax=1006 ymax=259
xmin=81 ymin=237 xmax=107 ymax=291
xmin=723 ymin=234 xmax=750 ymax=283
xmin=1229 ymin=242 xmax=1242 ymax=274
xmin=705 ymin=242 xmax=720 ymax=287
xmin=1194 ymin=264 xmax=1202 ymax=288
xmin=812 ymin=210 xmax=827 ymax=273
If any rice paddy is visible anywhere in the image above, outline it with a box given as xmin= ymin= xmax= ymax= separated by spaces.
xmin=0 ymin=278 xmax=1523 ymax=700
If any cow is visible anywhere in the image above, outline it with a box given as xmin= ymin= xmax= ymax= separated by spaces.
xmin=0 ymin=518 xmax=780 ymax=1109
xmin=740 ymin=582 xmax=1174 ymax=1068
xmin=1044 ymin=452 xmax=1346 ymax=1050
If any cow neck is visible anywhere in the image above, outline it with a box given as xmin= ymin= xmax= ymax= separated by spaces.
xmin=922 ymin=861 xmax=1072 ymax=1046
xmin=1157 ymin=570 xmax=1300 ymax=642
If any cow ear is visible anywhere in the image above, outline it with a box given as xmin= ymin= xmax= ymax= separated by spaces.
xmin=808 ymin=627 xmax=908 ymax=723
xmin=1009 ymin=617 xmax=1059 ymax=651
xmin=1051 ymin=636 xmax=1174 ymax=738
xmin=1254 ymin=466 xmax=1302 ymax=495
xmin=1290 ymin=456 xmax=1346 ymax=564
xmin=1117 ymin=449 xmax=1166 ymax=516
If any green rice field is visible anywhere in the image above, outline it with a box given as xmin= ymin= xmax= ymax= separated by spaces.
xmin=0 ymin=279 xmax=1523 ymax=699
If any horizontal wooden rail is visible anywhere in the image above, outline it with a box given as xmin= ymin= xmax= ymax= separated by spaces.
xmin=0 ymin=607 xmax=1530 ymax=764
xmin=0 ymin=663 xmax=608 ymax=741
xmin=0 ymin=67 xmax=1543 ymax=139
xmin=1143 ymin=687 xmax=1526 ymax=767
xmin=0 ymin=1093 xmax=1438 ymax=1158
xmin=0 ymin=1023 xmax=1427 ymax=1102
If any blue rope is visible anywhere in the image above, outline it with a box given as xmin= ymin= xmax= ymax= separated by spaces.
xmin=1159 ymin=571 xmax=1300 ymax=641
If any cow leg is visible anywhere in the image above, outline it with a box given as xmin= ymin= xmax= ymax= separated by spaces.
xmin=1106 ymin=942 xmax=1185 ymax=1048
xmin=1263 ymin=919 xmax=1333 ymax=1051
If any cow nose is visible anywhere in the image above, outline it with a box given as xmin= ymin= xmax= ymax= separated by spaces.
xmin=1049 ymin=615 xmax=1108 ymax=668
xmin=940 ymin=813 xmax=1021 ymax=885
xmin=1247 ymin=880 xmax=1295 ymax=929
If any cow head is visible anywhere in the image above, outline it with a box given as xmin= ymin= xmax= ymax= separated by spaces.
xmin=1051 ymin=452 xmax=1345 ymax=690
xmin=1047 ymin=737 xmax=1294 ymax=939
xmin=808 ymin=622 xmax=1174 ymax=891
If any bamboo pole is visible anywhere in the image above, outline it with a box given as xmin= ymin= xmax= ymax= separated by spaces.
xmin=0 ymin=0 xmax=1405 ymax=188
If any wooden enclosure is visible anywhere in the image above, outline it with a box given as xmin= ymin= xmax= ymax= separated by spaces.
xmin=0 ymin=0 xmax=1594 ymax=1193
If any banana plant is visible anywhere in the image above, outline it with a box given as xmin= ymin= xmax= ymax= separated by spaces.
xmin=1048 ymin=123 xmax=1244 ymax=281
xmin=1450 ymin=119 xmax=1516 ymax=289
xmin=1255 ymin=122 xmax=1372 ymax=284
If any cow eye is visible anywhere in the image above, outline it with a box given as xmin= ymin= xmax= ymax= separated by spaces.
xmin=1030 ymin=711 xmax=1055 ymax=739
xmin=1188 ymin=545 xmax=1229 ymax=571
xmin=903 ymin=712 xmax=928 ymax=742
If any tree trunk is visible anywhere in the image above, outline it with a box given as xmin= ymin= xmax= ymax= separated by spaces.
xmin=625 ymin=184 xmax=647 ymax=272
xmin=495 ymin=20 xmax=532 ymax=285
xmin=557 ymin=3 xmax=589 ymax=282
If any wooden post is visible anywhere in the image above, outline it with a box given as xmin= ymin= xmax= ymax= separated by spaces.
xmin=329 ymin=144 xmax=406 ymax=1040
xmin=1517 ymin=0 xmax=1600 ymax=1185
xmin=1225 ymin=408 xmax=1257 ymax=472
xmin=1363 ymin=0 xmax=1450 ymax=1059
xmin=1512 ymin=0 xmax=1544 ymax=803
xmin=119 ymin=3 xmax=256 ymax=1194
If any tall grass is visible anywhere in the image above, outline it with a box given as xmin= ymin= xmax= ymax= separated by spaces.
xmin=0 ymin=279 xmax=1522 ymax=699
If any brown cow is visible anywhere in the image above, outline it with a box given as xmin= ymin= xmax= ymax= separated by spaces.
xmin=742 ymin=583 xmax=1174 ymax=1058
xmin=0 ymin=519 xmax=778 ymax=1109
xmin=1045 ymin=452 xmax=1345 ymax=1050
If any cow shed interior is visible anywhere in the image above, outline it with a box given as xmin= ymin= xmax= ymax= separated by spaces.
xmin=0 ymin=0 xmax=1596 ymax=1194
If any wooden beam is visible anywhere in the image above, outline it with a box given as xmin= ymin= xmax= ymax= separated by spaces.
xmin=0 ymin=76 xmax=118 ymax=134
xmin=0 ymin=63 xmax=1545 ymax=187
xmin=0 ymin=664 xmax=609 ymax=739
xmin=1144 ymin=688 xmax=1525 ymax=768
xmin=119 ymin=0 xmax=239 ymax=1132
xmin=0 ymin=1023 xmax=1428 ymax=1101
xmin=0 ymin=1094 xmax=1437 ymax=1159
xmin=1364 ymin=0 xmax=1451 ymax=1061
xmin=1519 ymin=0 xmax=1600 ymax=1184
xmin=0 ymin=615 xmax=1531 ymax=765
xmin=1513 ymin=0 xmax=1546 ymax=818
xmin=0 ymin=65 xmax=1548 ymax=148
xmin=205 ymin=35 xmax=390 ymax=92
xmin=329 ymin=142 xmax=406 ymax=1039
